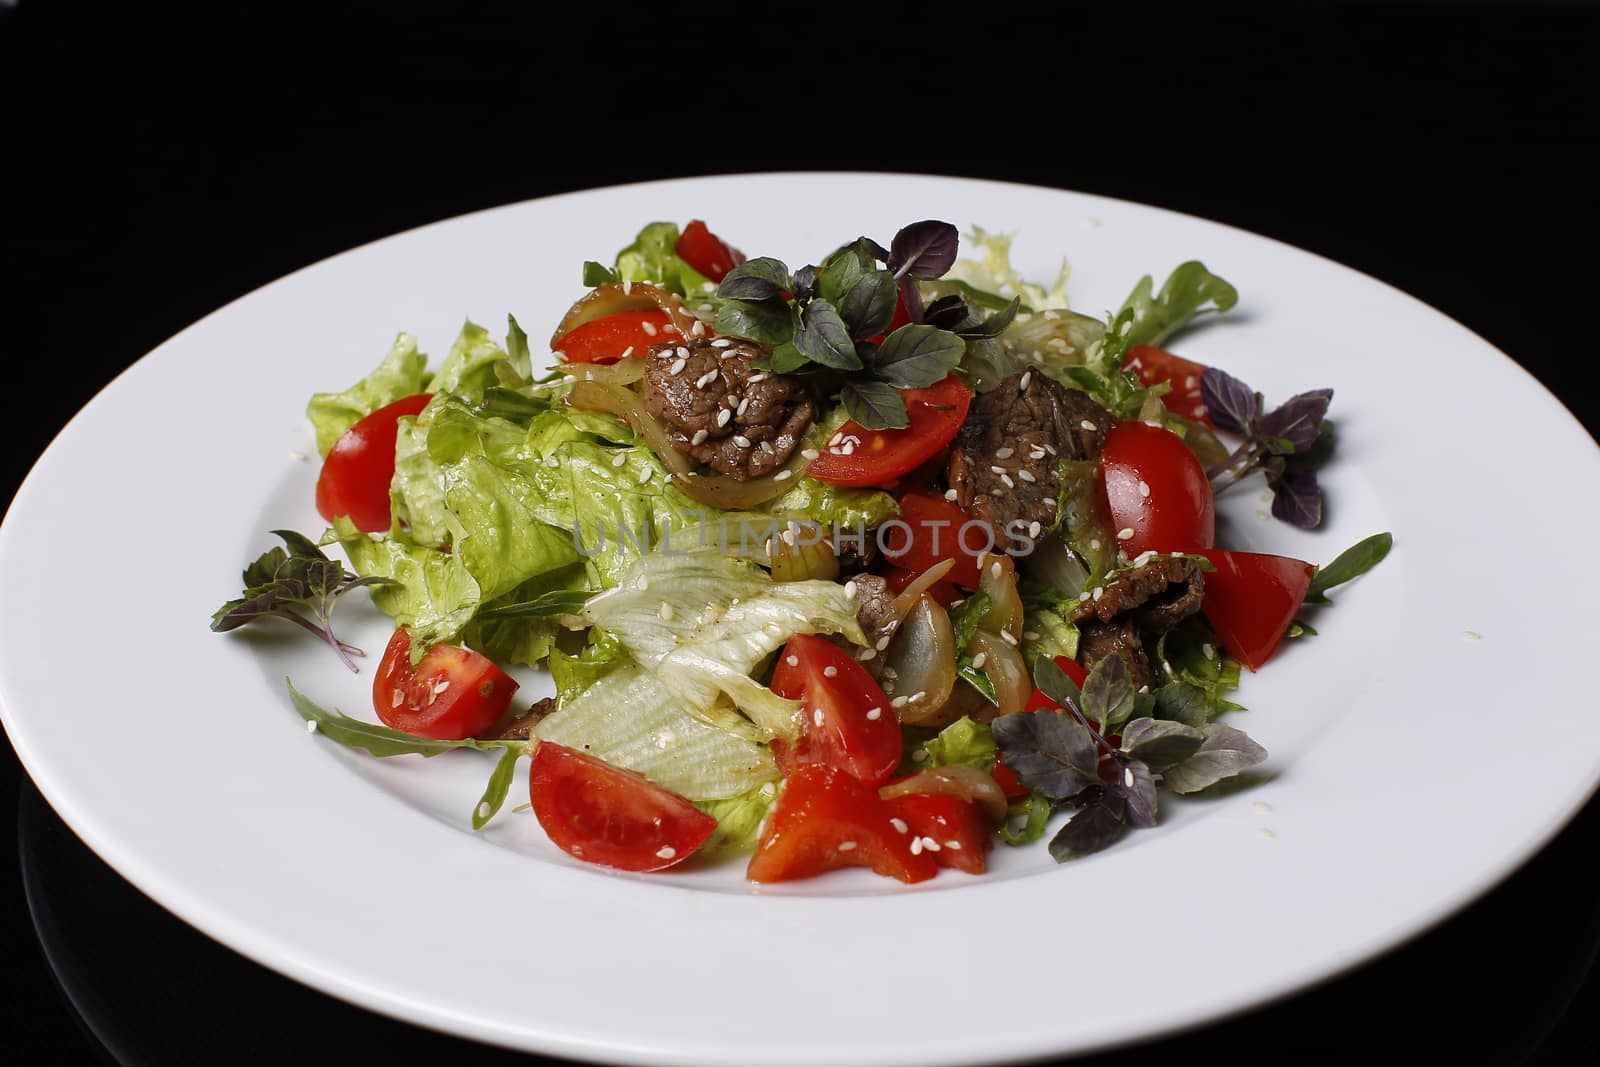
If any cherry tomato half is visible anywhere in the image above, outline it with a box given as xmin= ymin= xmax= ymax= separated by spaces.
xmin=316 ymin=393 xmax=432 ymax=533
xmin=552 ymin=310 xmax=681 ymax=365
xmin=372 ymin=627 xmax=518 ymax=740
xmin=1100 ymin=421 xmax=1215 ymax=555
xmin=770 ymin=633 xmax=900 ymax=788
xmin=675 ymin=220 xmax=746 ymax=283
xmin=528 ymin=742 xmax=716 ymax=872
xmin=1191 ymin=548 xmax=1315 ymax=671
xmin=1124 ymin=345 xmax=1214 ymax=426
xmin=882 ymin=792 xmax=991 ymax=875
xmin=880 ymin=490 xmax=992 ymax=589
xmin=806 ymin=375 xmax=972 ymax=488
xmin=747 ymin=764 xmax=937 ymax=884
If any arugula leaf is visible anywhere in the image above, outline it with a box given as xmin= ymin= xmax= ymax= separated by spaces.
xmin=1118 ymin=261 xmax=1239 ymax=350
xmin=472 ymin=746 xmax=526 ymax=829
xmin=212 ymin=531 xmax=395 ymax=672
xmin=1304 ymin=532 xmax=1394 ymax=604
xmin=948 ymin=592 xmax=992 ymax=649
xmin=286 ymin=679 xmax=517 ymax=758
xmin=475 ymin=588 xmax=591 ymax=621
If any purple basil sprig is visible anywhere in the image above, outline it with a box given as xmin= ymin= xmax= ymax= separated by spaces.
xmin=1199 ymin=367 xmax=1336 ymax=529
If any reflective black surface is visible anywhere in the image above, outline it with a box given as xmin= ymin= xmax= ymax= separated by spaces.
xmin=5 ymin=4 xmax=1599 ymax=1064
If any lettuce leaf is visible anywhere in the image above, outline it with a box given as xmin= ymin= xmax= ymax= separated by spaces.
xmin=943 ymin=225 xmax=1072 ymax=311
xmin=306 ymin=333 xmax=429 ymax=456
xmin=695 ymin=782 xmax=778 ymax=857
xmin=613 ymin=221 xmax=716 ymax=300
xmin=327 ymin=516 xmax=482 ymax=650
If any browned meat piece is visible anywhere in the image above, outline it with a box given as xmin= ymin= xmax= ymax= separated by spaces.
xmin=642 ymin=336 xmax=816 ymax=480
xmin=851 ymin=573 xmax=897 ymax=652
xmin=479 ymin=696 xmax=556 ymax=741
xmin=945 ymin=370 xmax=1114 ymax=530
xmin=1072 ymin=556 xmax=1205 ymax=689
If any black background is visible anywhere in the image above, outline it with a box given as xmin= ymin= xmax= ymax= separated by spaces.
xmin=4 ymin=3 xmax=1599 ymax=1064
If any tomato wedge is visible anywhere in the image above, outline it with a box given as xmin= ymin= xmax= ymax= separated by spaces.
xmin=372 ymin=628 xmax=518 ymax=740
xmin=747 ymin=764 xmax=937 ymax=884
xmin=807 ymin=375 xmax=972 ymax=488
xmin=769 ymin=633 xmax=900 ymax=788
xmin=315 ymin=392 xmax=432 ymax=532
xmin=1124 ymin=345 xmax=1214 ymax=426
xmin=528 ymin=742 xmax=716 ymax=872
xmin=552 ymin=309 xmax=681 ymax=364
xmin=882 ymin=792 xmax=991 ymax=875
xmin=1100 ymin=421 xmax=1215 ymax=555
xmin=675 ymin=220 xmax=745 ymax=282
xmin=1191 ymin=549 xmax=1315 ymax=671
xmin=881 ymin=491 xmax=992 ymax=589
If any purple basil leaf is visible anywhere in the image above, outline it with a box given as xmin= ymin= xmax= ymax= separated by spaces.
xmin=1254 ymin=388 xmax=1333 ymax=452
xmin=1269 ymin=465 xmax=1323 ymax=528
xmin=1047 ymin=794 xmax=1130 ymax=860
xmin=271 ymin=528 xmax=329 ymax=561
xmin=1119 ymin=716 xmax=1207 ymax=771
xmin=1111 ymin=759 xmax=1159 ymax=828
xmin=889 ymin=220 xmax=960 ymax=279
xmin=896 ymin=273 xmax=924 ymax=325
xmin=1161 ymin=723 xmax=1268 ymax=795
xmin=1199 ymin=366 xmax=1258 ymax=435
xmin=992 ymin=709 xmax=1101 ymax=801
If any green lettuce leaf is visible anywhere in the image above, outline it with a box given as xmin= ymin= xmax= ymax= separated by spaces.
xmin=306 ymin=333 xmax=429 ymax=456
xmin=549 ymin=627 xmax=631 ymax=706
xmin=327 ymin=517 xmax=482 ymax=650
xmin=429 ymin=319 xmax=529 ymax=397
xmin=613 ymin=221 xmax=717 ymax=300
xmin=695 ymin=782 xmax=779 ymax=858
xmin=921 ymin=716 xmax=997 ymax=770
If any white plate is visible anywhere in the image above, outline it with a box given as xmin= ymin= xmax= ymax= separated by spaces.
xmin=3 ymin=173 xmax=1598 ymax=1066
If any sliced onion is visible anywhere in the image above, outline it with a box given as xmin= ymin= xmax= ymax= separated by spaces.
xmin=880 ymin=764 xmax=1008 ymax=825
xmin=1023 ymin=534 xmax=1089 ymax=599
xmin=550 ymin=281 xmax=700 ymax=348
xmin=888 ymin=558 xmax=957 ymax=623
xmin=566 ymin=359 xmax=647 ymax=386
xmin=766 ymin=520 xmax=840 ymax=583
xmin=883 ymin=594 xmax=957 ymax=726
xmin=975 ymin=552 xmax=1024 ymax=640
xmin=968 ymin=630 xmax=1031 ymax=716
xmin=565 ymin=380 xmax=806 ymax=509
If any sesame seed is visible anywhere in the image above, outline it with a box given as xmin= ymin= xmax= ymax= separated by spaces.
xmin=774 ymin=470 xmax=793 ymax=481
xmin=638 ymin=467 xmax=653 ymax=484
xmin=1029 ymin=449 xmax=1046 ymax=460
xmin=945 ymin=840 xmax=962 ymax=850
xmin=823 ymin=665 xmax=839 ymax=679
xmin=1089 ymin=538 xmax=1101 ymax=550
xmin=611 ymin=452 xmax=627 ymax=468
xmin=829 ymin=432 xmax=844 ymax=447
xmin=761 ymin=782 xmax=778 ymax=797
xmin=837 ymin=840 xmax=858 ymax=852
xmin=1019 ymin=371 xmax=1032 ymax=390
xmin=1202 ymin=643 xmax=1216 ymax=659
xmin=695 ymin=370 xmax=718 ymax=388
xmin=621 ymin=280 xmax=633 ymax=295
xmin=972 ymin=651 xmax=988 ymax=669
xmin=691 ymin=429 xmax=709 ymax=445
xmin=748 ymin=373 xmax=768 ymax=383
xmin=1138 ymin=480 xmax=1151 ymax=498
xmin=814 ymin=709 xmax=825 ymax=727
xmin=551 ymin=349 xmax=566 ymax=361
xmin=639 ymin=576 xmax=650 ymax=591
xmin=1023 ymin=630 xmax=1041 ymax=641
xmin=544 ymin=455 xmax=559 ymax=468
xmin=1000 ymin=474 xmax=1015 ymax=488
xmin=1080 ymin=419 xmax=1097 ymax=432
xmin=1000 ymin=629 xmax=1018 ymax=646
xmin=1028 ymin=520 xmax=1042 ymax=538
xmin=670 ymin=358 xmax=688 ymax=376
xmin=786 ymin=655 xmax=799 ymax=667
xmin=476 ymin=801 xmax=491 ymax=820
xmin=641 ymin=321 xmax=657 ymax=337
xmin=1092 ymin=586 xmax=1105 ymax=602
xmin=944 ymin=488 xmax=959 ymax=502
xmin=1018 ymin=469 xmax=1037 ymax=483
xmin=433 ymin=680 xmax=451 ymax=695
xmin=1138 ymin=684 xmax=1149 ymax=694
xmin=1124 ymin=767 xmax=1135 ymax=788
xmin=1042 ymin=497 xmax=1057 ymax=508
xmin=760 ymin=441 xmax=775 ymax=454
xmin=844 ymin=580 xmax=858 ymax=598
xmin=658 ymin=602 xmax=675 ymax=622
xmin=1078 ymin=591 xmax=1090 ymax=602
xmin=391 ymin=690 xmax=404 ymax=707
xmin=690 ymin=319 xmax=706 ymax=337
xmin=876 ymin=634 xmax=892 ymax=651
xmin=909 ymin=690 xmax=927 ymax=703
xmin=801 ymin=448 xmax=820 ymax=460
xmin=677 ymin=346 xmax=691 ymax=359
xmin=990 ymin=465 xmax=1007 ymax=475
xmin=765 ymin=622 xmax=784 ymax=636
xmin=910 ymin=837 xmax=924 ymax=855
xmin=1117 ymin=527 xmax=1135 ymax=540
xmin=891 ymin=695 xmax=909 ymax=708
xmin=1184 ymin=375 xmax=1197 ymax=389
xmin=711 ymin=338 xmax=733 ymax=348
xmin=859 ymin=647 xmax=876 ymax=661
xmin=733 ymin=435 xmax=752 ymax=448
xmin=995 ymin=447 xmax=1015 ymax=459
xmin=891 ymin=817 xmax=909 ymax=834
xmin=306 ymin=719 xmax=318 ymax=733
xmin=989 ymin=561 xmax=1002 ymax=580
xmin=1043 ymin=443 xmax=1058 ymax=456
xmin=922 ymin=837 xmax=942 ymax=852
xmin=620 ymin=346 xmax=635 ymax=360
xmin=866 ymin=706 xmax=882 ymax=720
xmin=716 ymin=409 xmax=732 ymax=427
xmin=736 ymin=397 xmax=750 ymax=416
xmin=656 ymin=846 xmax=677 ymax=859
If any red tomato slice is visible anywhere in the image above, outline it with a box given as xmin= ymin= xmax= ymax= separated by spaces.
xmin=1100 ymin=421 xmax=1216 ymax=555
xmin=552 ymin=310 xmax=680 ymax=365
xmin=881 ymin=792 xmax=990 ymax=875
xmin=806 ymin=375 xmax=972 ymax=488
xmin=1191 ymin=549 xmax=1315 ymax=671
xmin=881 ymin=565 xmax=961 ymax=610
xmin=1124 ymin=345 xmax=1214 ymax=426
xmin=372 ymin=628 xmax=518 ymax=740
xmin=675 ymin=220 xmax=746 ymax=282
xmin=881 ymin=491 xmax=992 ymax=589
xmin=528 ymin=742 xmax=716 ymax=872
xmin=991 ymin=756 xmax=1028 ymax=800
xmin=747 ymin=764 xmax=937 ymax=884
xmin=316 ymin=393 xmax=432 ymax=533
xmin=769 ymin=633 xmax=900 ymax=788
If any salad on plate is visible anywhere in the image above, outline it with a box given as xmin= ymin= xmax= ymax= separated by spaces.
xmin=214 ymin=218 xmax=1390 ymax=884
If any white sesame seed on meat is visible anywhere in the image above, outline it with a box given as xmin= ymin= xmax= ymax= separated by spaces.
xmin=990 ymin=465 xmax=1007 ymax=475
xmin=844 ymin=580 xmax=858 ymax=598
xmin=1000 ymin=474 xmax=1015 ymax=488
xmin=695 ymin=370 xmax=718 ymax=389
xmin=733 ymin=435 xmax=752 ymax=448
xmin=716 ymin=409 xmax=732 ymax=427
xmin=1019 ymin=371 xmax=1032 ymax=390
xmin=691 ymin=429 xmax=708 ymax=446
xmin=1080 ymin=419 xmax=1097 ymax=431
xmin=995 ymin=447 xmax=1015 ymax=459
xmin=1042 ymin=497 xmax=1057 ymax=508
xmin=1028 ymin=521 xmax=1041 ymax=538
xmin=711 ymin=337 xmax=733 ymax=348
xmin=669 ymin=357 xmax=687 ymax=375
xmin=1018 ymin=469 xmax=1037 ymax=483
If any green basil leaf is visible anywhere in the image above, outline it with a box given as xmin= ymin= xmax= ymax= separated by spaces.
xmin=872 ymin=324 xmax=966 ymax=389
xmin=715 ymin=297 xmax=793 ymax=345
xmin=840 ymin=380 xmax=908 ymax=430
xmin=1031 ymin=654 xmax=1082 ymax=711
xmin=582 ymin=261 xmax=619 ymax=286
xmin=716 ymin=257 xmax=793 ymax=301
xmin=792 ymin=299 xmax=862 ymax=370
xmin=838 ymin=270 xmax=898 ymax=340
